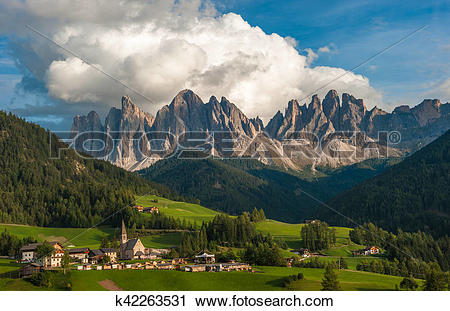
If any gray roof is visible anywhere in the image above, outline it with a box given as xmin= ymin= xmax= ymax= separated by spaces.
xmin=89 ymin=249 xmax=104 ymax=257
xmin=135 ymin=251 xmax=144 ymax=256
xmin=68 ymin=248 xmax=90 ymax=254
xmin=20 ymin=243 xmax=40 ymax=252
xmin=125 ymin=238 xmax=140 ymax=251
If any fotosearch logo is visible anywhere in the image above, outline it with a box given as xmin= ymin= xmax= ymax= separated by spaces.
xmin=50 ymin=130 xmax=401 ymax=161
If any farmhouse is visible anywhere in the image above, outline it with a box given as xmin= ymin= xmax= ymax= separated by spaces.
xmin=19 ymin=242 xmax=64 ymax=267
xmin=290 ymin=248 xmax=310 ymax=257
xmin=68 ymin=248 xmax=90 ymax=262
xmin=100 ymin=248 xmax=118 ymax=262
xmin=195 ymin=252 xmax=215 ymax=264
xmin=184 ymin=264 xmax=206 ymax=272
xmin=353 ymin=246 xmax=380 ymax=256
xmin=88 ymin=249 xmax=105 ymax=264
xmin=119 ymin=220 xmax=146 ymax=260
xmin=132 ymin=205 xmax=144 ymax=212
xmin=143 ymin=206 xmax=159 ymax=214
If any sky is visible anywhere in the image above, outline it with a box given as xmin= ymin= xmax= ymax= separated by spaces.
xmin=0 ymin=0 xmax=448 ymax=131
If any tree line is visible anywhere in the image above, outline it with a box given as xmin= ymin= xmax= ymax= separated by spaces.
xmin=0 ymin=230 xmax=36 ymax=257
xmin=300 ymin=221 xmax=336 ymax=251
xmin=350 ymin=223 xmax=449 ymax=271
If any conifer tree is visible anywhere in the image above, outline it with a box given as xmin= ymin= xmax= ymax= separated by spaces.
xmin=321 ymin=264 xmax=341 ymax=291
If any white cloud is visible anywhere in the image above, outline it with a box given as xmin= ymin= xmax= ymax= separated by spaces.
xmin=1 ymin=0 xmax=382 ymax=122
xmin=424 ymin=78 xmax=450 ymax=101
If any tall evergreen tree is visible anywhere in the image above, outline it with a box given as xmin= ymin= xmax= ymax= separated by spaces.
xmin=321 ymin=265 xmax=341 ymax=291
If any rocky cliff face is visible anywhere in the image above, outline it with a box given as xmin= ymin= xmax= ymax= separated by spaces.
xmin=70 ymin=89 xmax=450 ymax=171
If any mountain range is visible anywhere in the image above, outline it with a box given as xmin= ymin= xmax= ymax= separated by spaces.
xmin=71 ymin=89 xmax=450 ymax=171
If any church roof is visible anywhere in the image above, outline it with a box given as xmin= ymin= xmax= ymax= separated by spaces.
xmin=125 ymin=238 xmax=141 ymax=251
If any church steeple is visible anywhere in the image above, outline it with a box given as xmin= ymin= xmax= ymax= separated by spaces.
xmin=121 ymin=219 xmax=127 ymax=245
xmin=120 ymin=219 xmax=128 ymax=260
xmin=120 ymin=218 xmax=128 ymax=244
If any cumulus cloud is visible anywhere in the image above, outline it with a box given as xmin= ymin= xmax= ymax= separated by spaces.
xmin=1 ymin=0 xmax=382 ymax=123
xmin=424 ymin=78 xmax=450 ymax=101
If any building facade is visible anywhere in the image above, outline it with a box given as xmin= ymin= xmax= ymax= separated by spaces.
xmin=119 ymin=219 xmax=146 ymax=260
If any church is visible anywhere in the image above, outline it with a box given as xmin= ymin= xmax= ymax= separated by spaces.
xmin=120 ymin=219 xmax=146 ymax=260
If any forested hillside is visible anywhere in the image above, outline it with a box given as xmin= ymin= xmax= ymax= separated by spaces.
xmin=320 ymin=130 xmax=450 ymax=237
xmin=0 ymin=111 xmax=175 ymax=227
xmin=138 ymin=157 xmax=398 ymax=222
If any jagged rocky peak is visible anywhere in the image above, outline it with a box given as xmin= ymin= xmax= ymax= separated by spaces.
xmin=170 ymin=89 xmax=204 ymax=109
xmin=71 ymin=110 xmax=103 ymax=132
xmin=411 ymin=99 xmax=442 ymax=126
xmin=322 ymin=90 xmax=340 ymax=119
xmin=342 ymin=92 xmax=366 ymax=110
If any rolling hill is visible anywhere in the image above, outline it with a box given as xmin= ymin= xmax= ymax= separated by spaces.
xmin=137 ymin=157 xmax=399 ymax=222
xmin=320 ymin=130 xmax=450 ymax=237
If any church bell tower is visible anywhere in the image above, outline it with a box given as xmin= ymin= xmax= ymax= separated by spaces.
xmin=120 ymin=219 xmax=127 ymax=259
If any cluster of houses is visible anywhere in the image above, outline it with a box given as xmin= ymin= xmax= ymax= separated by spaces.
xmin=352 ymin=246 xmax=380 ymax=256
xmin=290 ymin=248 xmax=311 ymax=258
xmin=19 ymin=220 xmax=172 ymax=268
xmin=132 ymin=205 xmax=159 ymax=214
xmin=17 ymin=220 xmax=252 ymax=276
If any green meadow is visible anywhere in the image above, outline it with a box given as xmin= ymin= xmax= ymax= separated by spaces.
xmin=68 ymin=266 xmax=413 ymax=291
xmin=0 ymin=224 xmax=179 ymax=249
xmin=135 ymin=195 xmax=220 ymax=225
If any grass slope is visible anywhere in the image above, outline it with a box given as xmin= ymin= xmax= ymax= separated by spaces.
xmin=0 ymin=224 xmax=180 ymax=249
xmin=69 ymin=266 xmax=414 ymax=291
xmin=135 ymin=195 xmax=220 ymax=224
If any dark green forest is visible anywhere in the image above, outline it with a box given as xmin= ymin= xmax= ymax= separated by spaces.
xmin=350 ymin=223 xmax=449 ymax=271
xmin=138 ymin=157 xmax=396 ymax=222
xmin=321 ymin=130 xmax=450 ymax=237
xmin=0 ymin=111 xmax=177 ymax=227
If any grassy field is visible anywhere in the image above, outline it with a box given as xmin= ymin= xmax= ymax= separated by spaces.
xmin=0 ymin=259 xmax=43 ymax=291
xmin=135 ymin=195 xmax=220 ymax=225
xmin=0 ymin=224 xmax=179 ymax=249
xmin=68 ymin=266 xmax=413 ymax=291
xmin=0 ymin=224 xmax=115 ymax=248
xmin=139 ymin=232 xmax=182 ymax=249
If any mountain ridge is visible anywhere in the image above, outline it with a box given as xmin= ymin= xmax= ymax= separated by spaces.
xmin=71 ymin=89 xmax=450 ymax=171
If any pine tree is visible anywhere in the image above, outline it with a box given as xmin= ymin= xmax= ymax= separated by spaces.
xmin=321 ymin=264 xmax=340 ymax=291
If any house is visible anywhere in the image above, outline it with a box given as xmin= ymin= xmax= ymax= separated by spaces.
xmin=68 ymin=248 xmax=90 ymax=262
xmin=221 ymin=263 xmax=251 ymax=272
xmin=19 ymin=263 xmax=42 ymax=278
xmin=132 ymin=205 xmax=144 ymax=212
xmin=184 ymin=264 xmax=206 ymax=272
xmin=353 ymin=246 xmax=380 ymax=256
xmin=100 ymin=248 xmax=118 ymax=262
xmin=145 ymin=248 xmax=170 ymax=259
xmin=156 ymin=263 xmax=174 ymax=270
xmin=195 ymin=252 xmax=215 ymax=264
xmin=20 ymin=243 xmax=40 ymax=263
xmin=88 ymin=249 xmax=105 ymax=264
xmin=20 ymin=242 xmax=64 ymax=268
xmin=143 ymin=206 xmax=159 ymax=214
xmin=304 ymin=219 xmax=320 ymax=224
xmin=119 ymin=220 xmax=146 ymax=260
xmin=290 ymin=248 xmax=310 ymax=258
xmin=171 ymin=258 xmax=187 ymax=265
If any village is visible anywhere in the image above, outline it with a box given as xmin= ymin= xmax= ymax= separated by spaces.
xmin=17 ymin=219 xmax=252 ymax=278
xmin=16 ymin=218 xmax=382 ymax=279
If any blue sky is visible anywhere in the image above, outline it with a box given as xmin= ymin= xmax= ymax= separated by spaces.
xmin=0 ymin=0 xmax=449 ymax=130
xmin=216 ymin=0 xmax=450 ymax=105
